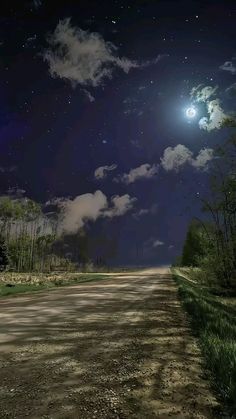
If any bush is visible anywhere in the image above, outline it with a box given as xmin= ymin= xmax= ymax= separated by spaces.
xmin=181 ymin=220 xmax=207 ymax=267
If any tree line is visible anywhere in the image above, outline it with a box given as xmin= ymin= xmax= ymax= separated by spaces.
xmin=0 ymin=196 xmax=117 ymax=272
xmin=179 ymin=133 xmax=236 ymax=290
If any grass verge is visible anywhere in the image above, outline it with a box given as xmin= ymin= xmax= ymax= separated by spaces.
xmin=174 ymin=274 xmax=236 ymax=417
xmin=0 ymin=274 xmax=105 ymax=298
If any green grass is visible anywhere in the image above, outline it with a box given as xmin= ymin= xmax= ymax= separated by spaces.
xmin=0 ymin=274 xmax=105 ymax=297
xmin=174 ymin=274 xmax=236 ymax=417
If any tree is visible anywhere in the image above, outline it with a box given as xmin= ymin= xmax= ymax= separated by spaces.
xmin=0 ymin=237 xmax=9 ymax=271
xmin=198 ymin=134 xmax=236 ymax=287
xmin=181 ymin=220 xmax=207 ymax=266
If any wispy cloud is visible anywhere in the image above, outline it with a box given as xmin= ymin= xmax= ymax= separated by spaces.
xmin=94 ymin=164 xmax=117 ymax=180
xmin=0 ymin=165 xmax=17 ymax=173
xmin=160 ymin=144 xmax=213 ymax=171
xmin=153 ymin=239 xmax=164 ymax=247
xmin=225 ymin=82 xmax=236 ymax=96
xmin=82 ymin=89 xmax=95 ymax=102
xmin=219 ymin=60 xmax=236 ymax=75
xmin=144 ymin=237 xmax=164 ymax=249
xmin=190 ymin=84 xmax=218 ymax=102
xmin=115 ymin=163 xmax=159 ymax=184
xmin=133 ymin=204 xmax=158 ymax=220
xmin=133 ymin=208 xmax=150 ymax=219
xmin=44 ymin=18 xmax=165 ymax=91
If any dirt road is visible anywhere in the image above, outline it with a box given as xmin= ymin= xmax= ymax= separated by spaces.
xmin=0 ymin=269 xmax=219 ymax=418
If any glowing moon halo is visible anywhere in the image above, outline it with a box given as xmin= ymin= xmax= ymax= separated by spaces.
xmin=186 ymin=107 xmax=196 ymax=118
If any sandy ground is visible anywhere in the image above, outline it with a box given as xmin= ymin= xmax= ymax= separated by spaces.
xmin=0 ymin=268 xmax=219 ymax=419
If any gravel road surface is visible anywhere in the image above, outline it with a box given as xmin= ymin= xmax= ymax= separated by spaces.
xmin=0 ymin=269 xmax=219 ymax=418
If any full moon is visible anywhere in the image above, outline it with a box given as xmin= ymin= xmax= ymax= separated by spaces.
xmin=186 ymin=107 xmax=196 ymax=118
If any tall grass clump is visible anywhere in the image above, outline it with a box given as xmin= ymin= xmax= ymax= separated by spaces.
xmin=175 ymin=275 xmax=236 ymax=416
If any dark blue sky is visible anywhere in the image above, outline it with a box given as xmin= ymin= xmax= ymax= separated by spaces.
xmin=0 ymin=0 xmax=236 ymax=265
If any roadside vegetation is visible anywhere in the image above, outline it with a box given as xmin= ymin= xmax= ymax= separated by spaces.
xmin=173 ymin=129 xmax=236 ymax=416
xmin=0 ymin=273 xmax=105 ymax=297
xmin=173 ymin=273 xmax=236 ymax=416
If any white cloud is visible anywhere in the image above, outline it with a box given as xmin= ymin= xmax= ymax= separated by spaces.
xmin=105 ymin=194 xmax=137 ymax=217
xmin=198 ymin=99 xmax=227 ymax=131
xmin=219 ymin=61 xmax=236 ymax=75
xmin=50 ymin=190 xmax=136 ymax=233
xmin=153 ymin=239 xmax=164 ymax=247
xmin=191 ymin=148 xmax=214 ymax=169
xmin=160 ymin=144 xmax=193 ymax=171
xmin=82 ymin=89 xmax=95 ymax=102
xmin=133 ymin=208 xmax=149 ymax=219
xmin=160 ymin=144 xmax=214 ymax=171
xmin=53 ymin=191 xmax=107 ymax=233
xmin=94 ymin=164 xmax=117 ymax=180
xmin=190 ymin=85 xmax=218 ymax=102
xmin=43 ymin=18 xmax=137 ymax=88
xmin=116 ymin=146 xmax=212 ymax=183
xmin=138 ymin=209 xmax=150 ymax=216
xmin=225 ymin=82 xmax=236 ymax=96
xmin=117 ymin=163 xmax=159 ymax=184
xmin=44 ymin=18 xmax=163 ymax=89
xmin=144 ymin=237 xmax=164 ymax=249
xmin=133 ymin=204 xmax=158 ymax=220
xmin=190 ymin=85 xmax=228 ymax=131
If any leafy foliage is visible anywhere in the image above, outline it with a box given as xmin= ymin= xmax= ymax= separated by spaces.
xmin=0 ymin=237 xmax=9 ymax=271
xmin=181 ymin=135 xmax=236 ymax=289
xmin=181 ymin=220 xmax=208 ymax=266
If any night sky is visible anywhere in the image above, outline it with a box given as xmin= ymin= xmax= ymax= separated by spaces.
xmin=1 ymin=0 xmax=236 ymax=265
